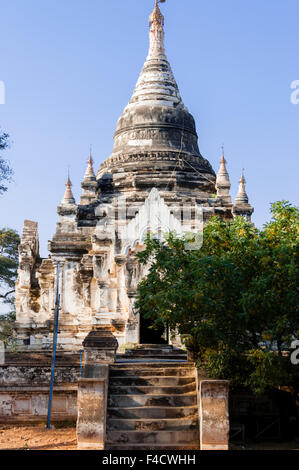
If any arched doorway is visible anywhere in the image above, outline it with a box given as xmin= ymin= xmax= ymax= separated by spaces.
xmin=139 ymin=313 xmax=168 ymax=345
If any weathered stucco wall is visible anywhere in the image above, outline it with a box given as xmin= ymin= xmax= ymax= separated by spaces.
xmin=0 ymin=388 xmax=77 ymax=424
xmin=0 ymin=363 xmax=80 ymax=423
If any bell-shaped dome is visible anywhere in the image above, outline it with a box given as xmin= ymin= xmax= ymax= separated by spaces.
xmin=112 ymin=1 xmax=199 ymax=157
xmin=97 ymin=1 xmax=215 ymax=195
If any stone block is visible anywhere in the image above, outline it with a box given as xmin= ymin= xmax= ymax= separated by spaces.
xmin=77 ymin=377 xmax=108 ymax=450
xmin=199 ymin=380 xmax=229 ymax=450
xmin=82 ymin=329 xmax=118 ymax=364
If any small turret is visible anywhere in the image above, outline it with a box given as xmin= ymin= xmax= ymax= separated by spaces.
xmin=216 ymin=152 xmax=231 ymax=203
xmin=232 ymin=171 xmax=254 ymax=221
xmin=61 ymin=176 xmax=76 ymax=206
xmin=57 ymin=173 xmax=77 ymax=223
xmin=84 ymin=152 xmax=96 ymax=180
xmin=235 ymin=172 xmax=248 ymax=204
xmin=80 ymin=150 xmax=98 ymax=205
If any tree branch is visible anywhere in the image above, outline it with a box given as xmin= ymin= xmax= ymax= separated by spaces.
xmin=0 ymin=290 xmax=15 ymax=299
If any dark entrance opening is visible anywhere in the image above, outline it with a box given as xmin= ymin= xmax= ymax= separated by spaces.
xmin=139 ymin=314 xmax=167 ymax=345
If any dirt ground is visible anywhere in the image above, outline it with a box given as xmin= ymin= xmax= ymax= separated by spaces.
xmin=0 ymin=424 xmax=299 ymax=451
xmin=0 ymin=424 xmax=77 ymax=450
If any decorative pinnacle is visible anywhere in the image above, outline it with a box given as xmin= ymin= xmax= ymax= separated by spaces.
xmin=216 ymin=148 xmax=231 ymax=196
xmin=84 ymin=147 xmax=96 ymax=180
xmin=218 ymin=146 xmax=228 ymax=176
xmin=88 ymin=145 xmax=93 ymax=165
xmin=149 ymin=0 xmax=165 ymax=31
xmin=62 ymin=172 xmax=76 ymax=205
xmin=240 ymin=169 xmax=245 ymax=184
xmin=235 ymin=170 xmax=249 ymax=205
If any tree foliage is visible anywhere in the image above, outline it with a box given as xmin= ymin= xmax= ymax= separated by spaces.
xmin=0 ymin=312 xmax=16 ymax=347
xmin=136 ymin=201 xmax=299 ymax=394
xmin=0 ymin=228 xmax=20 ymax=346
xmin=0 ymin=228 xmax=20 ymax=300
xmin=0 ymin=131 xmax=12 ymax=195
xmin=0 ymin=130 xmax=17 ymax=346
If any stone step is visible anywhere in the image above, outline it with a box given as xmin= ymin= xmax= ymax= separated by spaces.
xmin=122 ymin=349 xmax=187 ymax=356
xmin=106 ymin=429 xmax=199 ymax=445
xmin=106 ymin=360 xmax=199 ymax=450
xmin=117 ymin=355 xmax=187 ymax=361
xmin=109 ymin=376 xmax=196 ymax=387
xmin=117 ymin=356 xmax=187 ymax=359
xmin=107 ymin=405 xmax=198 ymax=420
xmin=105 ymin=444 xmax=200 ymax=450
xmin=107 ymin=417 xmax=198 ymax=431
xmin=108 ymin=394 xmax=197 ymax=408
xmin=109 ymin=383 xmax=196 ymax=395
xmin=110 ymin=362 xmax=194 ymax=369
xmin=132 ymin=344 xmax=175 ymax=349
xmin=109 ymin=365 xmax=195 ymax=378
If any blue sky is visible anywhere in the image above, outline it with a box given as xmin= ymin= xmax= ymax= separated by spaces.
xmin=0 ymin=0 xmax=298 ymax=259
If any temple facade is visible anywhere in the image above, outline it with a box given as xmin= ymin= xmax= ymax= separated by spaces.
xmin=14 ymin=1 xmax=253 ymax=351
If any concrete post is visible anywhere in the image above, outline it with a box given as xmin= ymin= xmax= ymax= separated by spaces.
xmin=77 ymin=375 xmax=108 ymax=450
xmin=76 ymin=328 xmax=118 ymax=450
xmin=199 ymin=380 xmax=230 ymax=450
xmin=82 ymin=328 xmax=118 ymax=364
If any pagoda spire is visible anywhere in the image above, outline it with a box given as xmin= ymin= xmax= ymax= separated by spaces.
xmin=61 ymin=173 xmax=76 ymax=205
xmin=235 ymin=171 xmax=249 ymax=205
xmin=216 ymin=149 xmax=231 ymax=203
xmin=232 ymin=170 xmax=254 ymax=220
xmin=121 ymin=0 xmax=182 ymax=119
xmin=100 ymin=0 xmax=215 ymax=187
xmin=84 ymin=148 xmax=96 ymax=181
xmin=148 ymin=0 xmax=165 ymax=58
xmin=80 ymin=149 xmax=97 ymax=205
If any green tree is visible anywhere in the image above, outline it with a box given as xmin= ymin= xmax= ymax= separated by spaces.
xmin=0 ymin=131 xmax=12 ymax=195
xmin=0 ymin=228 xmax=20 ymax=346
xmin=136 ymin=201 xmax=299 ymax=395
xmin=0 ymin=129 xmax=17 ymax=345
xmin=0 ymin=228 xmax=20 ymax=301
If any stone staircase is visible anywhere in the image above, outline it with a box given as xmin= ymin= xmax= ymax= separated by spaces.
xmin=116 ymin=344 xmax=188 ymax=362
xmin=105 ymin=345 xmax=200 ymax=450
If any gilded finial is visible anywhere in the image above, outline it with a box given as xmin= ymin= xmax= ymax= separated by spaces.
xmin=221 ymin=144 xmax=225 ymax=163
xmin=88 ymin=145 xmax=93 ymax=165
xmin=149 ymin=0 xmax=164 ymax=31
xmin=240 ymin=168 xmax=246 ymax=184
xmin=66 ymin=166 xmax=72 ymax=187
